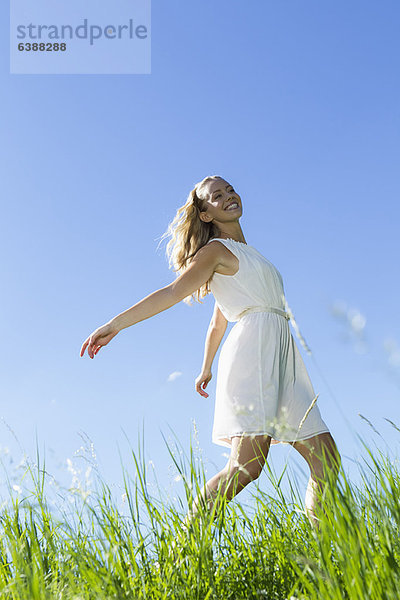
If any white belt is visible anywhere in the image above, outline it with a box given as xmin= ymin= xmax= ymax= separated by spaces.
xmin=238 ymin=306 xmax=290 ymax=321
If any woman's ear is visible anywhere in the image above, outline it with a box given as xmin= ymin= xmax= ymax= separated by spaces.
xmin=199 ymin=210 xmax=212 ymax=224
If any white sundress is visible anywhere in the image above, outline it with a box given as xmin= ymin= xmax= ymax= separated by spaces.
xmin=207 ymin=237 xmax=331 ymax=449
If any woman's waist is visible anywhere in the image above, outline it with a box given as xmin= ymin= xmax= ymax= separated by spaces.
xmin=237 ymin=305 xmax=290 ymax=321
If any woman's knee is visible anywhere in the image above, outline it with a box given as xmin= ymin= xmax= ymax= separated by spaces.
xmin=311 ymin=435 xmax=341 ymax=481
xmin=320 ymin=435 xmax=341 ymax=471
xmin=293 ymin=432 xmax=341 ymax=481
xmin=218 ymin=433 xmax=270 ymax=492
xmin=229 ymin=434 xmax=270 ymax=478
xmin=224 ymin=456 xmax=264 ymax=486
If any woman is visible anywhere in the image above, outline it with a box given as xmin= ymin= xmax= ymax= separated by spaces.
xmin=80 ymin=175 xmax=341 ymax=530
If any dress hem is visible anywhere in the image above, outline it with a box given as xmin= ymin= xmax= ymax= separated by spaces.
xmin=212 ymin=428 xmax=331 ymax=448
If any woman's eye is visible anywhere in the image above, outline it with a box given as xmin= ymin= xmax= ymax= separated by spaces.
xmin=215 ymin=189 xmax=234 ymax=199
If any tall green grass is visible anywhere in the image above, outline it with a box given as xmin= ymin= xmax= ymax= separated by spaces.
xmin=0 ymin=423 xmax=399 ymax=600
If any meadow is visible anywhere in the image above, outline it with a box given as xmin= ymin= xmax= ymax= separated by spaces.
xmin=0 ymin=421 xmax=399 ymax=600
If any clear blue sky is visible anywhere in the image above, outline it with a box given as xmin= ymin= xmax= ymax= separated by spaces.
xmin=1 ymin=0 xmax=399 ymax=512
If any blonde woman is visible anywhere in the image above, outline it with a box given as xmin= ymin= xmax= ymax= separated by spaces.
xmin=80 ymin=175 xmax=341 ymax=530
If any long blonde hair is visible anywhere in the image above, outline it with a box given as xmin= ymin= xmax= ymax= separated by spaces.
xmin=159 ymin=175 xmax=225 ymax=306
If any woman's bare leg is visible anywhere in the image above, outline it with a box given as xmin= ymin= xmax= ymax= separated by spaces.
xmin=184 ymin=433 xmax=272 ymax=527
xmin=289 ymin=432 xmax=341 ymax=530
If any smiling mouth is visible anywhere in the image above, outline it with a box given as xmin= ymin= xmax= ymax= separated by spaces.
xmin=225 ymin=202 xmax=239 ymax=211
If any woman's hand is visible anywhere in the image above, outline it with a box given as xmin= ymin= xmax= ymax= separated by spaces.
xmin=80 ymin=322 xmax=120 ymax=359
xmin=195 ymin=369 xmax=212 ymax=398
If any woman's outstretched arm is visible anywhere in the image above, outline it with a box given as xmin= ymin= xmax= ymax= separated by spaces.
xmin=195 ymin=302 xmax=228 ymax=398
xmin=80 ymin=243 xmax=222 ymax=359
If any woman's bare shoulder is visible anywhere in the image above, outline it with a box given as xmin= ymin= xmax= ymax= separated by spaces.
xmin=195 ymin=240 xmax=229 ymax=260
xmin=195 ymin=240 xmax=238 ymax=274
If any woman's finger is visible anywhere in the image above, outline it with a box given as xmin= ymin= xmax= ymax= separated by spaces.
xmin=83 ymin=339 xmax=92 ymax=357
xmin=199 ymin=383 xmax=208 ymax=397
xmin=88 ymin=337 xmax=95 ymax=358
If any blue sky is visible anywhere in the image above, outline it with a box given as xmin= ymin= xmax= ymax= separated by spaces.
xmin=1 ymin=0 xmax=399 ymax=513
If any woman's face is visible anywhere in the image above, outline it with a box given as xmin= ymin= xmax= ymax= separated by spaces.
xmin=199 ymin=178 xmax=242 ymax=225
